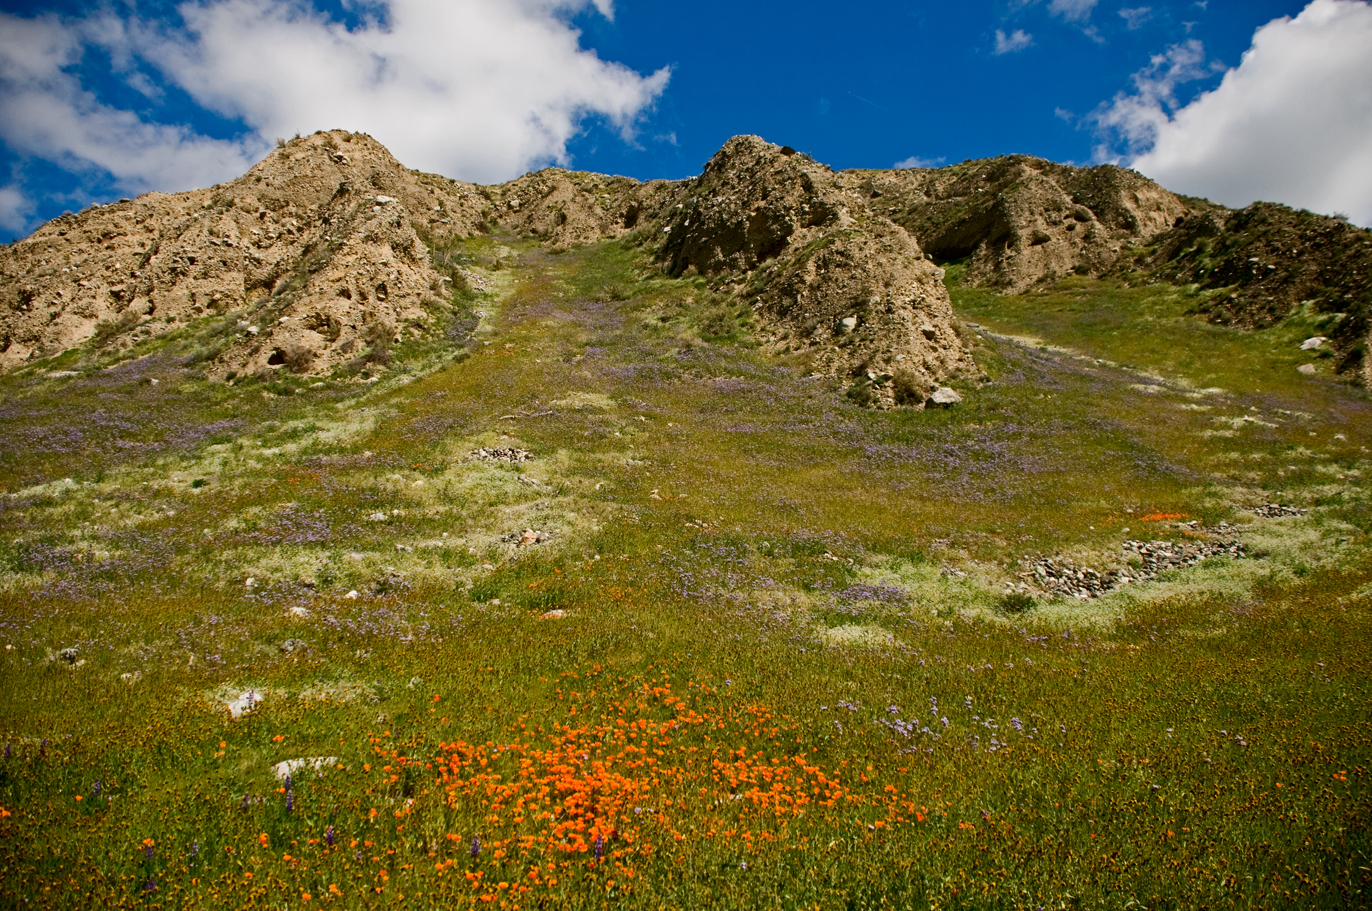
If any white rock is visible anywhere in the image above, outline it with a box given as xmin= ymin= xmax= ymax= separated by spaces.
xmin=367 ymin=512 xmax=388 ymax=522
xmin=837 ymin=316 xmax=858 ymax=334
xmin=273 ymin=757 xmax=338 ymax=780
xmin=245 ymin=577 xmax=257 ymax=589
xmin=345 ymin=590 xmax=360 ymax=599
xmin=1300 ymin=337 xmax=1327 ymax=350
xmin=374 ymin=195 xmax=396 ymax=204
xmin=287 ymin=606 xmax=311 ymax=619
xmin=927 ymin=386 xmax=963 ymax=407
xmin=227 ymin=690 xmax=262 ymax=718
xmin=1298 ymin=364 xmax=1317 ymax=375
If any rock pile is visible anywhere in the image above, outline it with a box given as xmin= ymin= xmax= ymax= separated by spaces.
xmin=468 ymin=447 xmax=533 ymax=463
xmin=1252 ymin=504 xmax=1306 ymax=518
xmin=1019 ymin=533 xmax=1245 ymax=600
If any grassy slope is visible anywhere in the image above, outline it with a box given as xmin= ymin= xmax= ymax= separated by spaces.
xmin=0 ymin=240 xmax=1368 ymax=909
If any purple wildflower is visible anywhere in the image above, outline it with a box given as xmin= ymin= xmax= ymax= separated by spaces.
xmin=144 ymin=876 xmax=156 ymax=893
xmin=326 ymin=826 xmax=335 ymax=847
xmin=285 ymin=788 xmax=294 ymax=812
xmin=240 ymin=793 xmax=250 ymax=811
xmin=144 ymin=843 xmax=154 ymax=860
xmin=92 ymin=780 xmax=101 ymax=797
xmin=470 ymin=835 xmax=480 ymax=858
xmin=594 ymin=834 xmax=605 ymax=862
xmin=1011 ymin=717 xmax=1023 ymax=732
xmin=3 ymin=743 xmax=9 ymax=759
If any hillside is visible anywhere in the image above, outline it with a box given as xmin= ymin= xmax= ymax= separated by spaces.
xmin=0 ymin=133 xmax=1370 ymax=908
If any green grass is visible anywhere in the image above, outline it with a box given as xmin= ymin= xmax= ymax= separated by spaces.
xmin=0 ymin=239 xmax=1369 ymax=909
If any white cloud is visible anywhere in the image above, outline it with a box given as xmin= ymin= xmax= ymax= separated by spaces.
xmin=0 ymin=11 xmax=264 ymax=196
xmin=1118 ymin=6 xmax=1153 ymax=29
xmin=150 ymin=0 xmax=670 ymax=184
xmin=0 ymin=184 xmax=34 ymax=233
xmin=0 ymin=0 xmax=669 ymax=227
xmin=894 ymin=155 xmax=947 ymax=169
xmin=994 ymin=29 xmax=1035 ymax=54
xmin=1098 ymin=0 xmax=1372 ymax=226
xmin=1049 ymin=0 xmax=1099 ymax=23
xmin=1092 ymin=39 xmax=1215 ymax=156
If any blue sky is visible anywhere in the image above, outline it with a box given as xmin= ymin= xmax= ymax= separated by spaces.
xmin=1 ymin=0 xmax=1370 ymax=241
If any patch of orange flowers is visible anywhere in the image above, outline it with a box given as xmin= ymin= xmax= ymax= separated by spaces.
xmin=1139 ymin=512 xmax=1189 ymax=522
xmin=399 ymin=668 xmax=933 ymax=906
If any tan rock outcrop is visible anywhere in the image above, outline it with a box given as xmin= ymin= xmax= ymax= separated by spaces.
xmin=0 ymin=130 xmax=494 ymax=377
xmin=847 ymin=154 xmax=1189 ymax=292
xmin=657 ymin=136 xmax=974 ymax=407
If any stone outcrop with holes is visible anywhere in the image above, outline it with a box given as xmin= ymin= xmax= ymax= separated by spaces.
xmin=0 ymin=130 xmax=498 ymax=378
xmin=654 ymin=136 xmax=974 ymax=407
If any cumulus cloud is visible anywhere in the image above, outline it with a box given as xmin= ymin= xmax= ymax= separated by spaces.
xmin=1092 ymin=39 xmax=1216 ymax=156
xmin=151 ymin=0 xmax=670 ymax=183
xmin=1096 ymin=0 xmax=1372 ymax=226
xmin=0 ymin=0 xmax=670 ymax=227
xmin=0 ymin=11 xmax=263 ymax=195
xmin=994 ymin=29 xmax=1035 ymax=55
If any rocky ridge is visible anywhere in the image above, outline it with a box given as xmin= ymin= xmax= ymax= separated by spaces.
xmin=4 ymin=131 xmax=1368 ymax=394
xmin=0 ymin=131 xmax=976 ymax=407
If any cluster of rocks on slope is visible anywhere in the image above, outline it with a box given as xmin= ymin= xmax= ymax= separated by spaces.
xmin=1016 ymin=525 xmax=1244 ymax=600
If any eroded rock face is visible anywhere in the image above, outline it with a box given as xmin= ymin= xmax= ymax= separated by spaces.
xmin=656 ymin=136 xmax=974 ymax=407
xmin=0 ymin=130 xmax=494 ymax=378
xmin=848 ymin=155 xmax=1189 ymax=292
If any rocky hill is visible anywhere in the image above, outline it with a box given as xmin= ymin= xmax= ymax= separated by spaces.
xmin=851 ymin=154 xmax=1372 ymax=381
xmin=2 ymin=131 xmax=1369 ymax=394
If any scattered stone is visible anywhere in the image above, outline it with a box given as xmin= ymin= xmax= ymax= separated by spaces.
xmin=120 ymin=671 xmax=141 ymax=685
xmin=1297 ymin=364 xmax=1317 ymax=375
xmin=279 ymin=638 xmax=307 ymax=654
xmin=541 ymin=609 xmax=567 ymax=620
xmin=287 ymin=606 xmax=311 ymax=619
xmin=927 ymin=387 xmax=963 ymax=407
xmin=367 ymin=512 xmax=389 ymax=522
xmin=500 ymin=529 xmax=549 ymax=547
xmin=1300 ymin=337 xmax=1328 ymax=350
xmin=226 ymin=690 xmax=261 ymax=718
xmin=345 ymin=590 xmax=360 ymax=599
xmin=272 ymin=757 xmax=339 ymax=780
xmin=245 ymin=577 xmax=257 ymax=589
xmin=837 ymin=316 xmax=858 ymax=334
xmin=1253 ymin=504 xmax=1306 ymax=518
xmin=469 ymin=447 xmax=533 ymax=463
xmin=406 ymin=676 xmax=423 ymax=689
xmin=57 ymin=647 xmax=80 ymax=664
